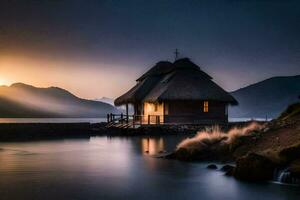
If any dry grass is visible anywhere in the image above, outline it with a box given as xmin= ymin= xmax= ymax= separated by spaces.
xmin=177 ymin=122 xmax=264 ymax=153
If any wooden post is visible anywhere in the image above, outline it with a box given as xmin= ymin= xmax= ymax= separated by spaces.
xmin=110 ymin=113 xmax=113 ymax=122
xmin=157 ymin=116 xmax=160 ymax=125
xmin=107 ymin=114 xmax=110 ymax=123
xmin=148 ymin=115 xmax=150 ymax=125
xmin=133 ymin=116 xmax=135 ymax=128
xmin=126 ymin=104 xmax=129 ymax=124
xmin=121 ymin=113 xmax=123 ymax=124
xmin=140 ymin=115 xmax=142 ymax=125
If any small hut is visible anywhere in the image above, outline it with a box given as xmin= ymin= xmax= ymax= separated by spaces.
xmin=114 ymin=58 xmax=238 ymax=124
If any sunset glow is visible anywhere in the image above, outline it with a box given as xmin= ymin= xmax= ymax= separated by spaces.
xmin=0 ymin=78 xmax=10 ymax=86
xmin=0 ymin=53 xmax=139 ymax=99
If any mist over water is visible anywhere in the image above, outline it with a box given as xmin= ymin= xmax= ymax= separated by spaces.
xmin=0 ymin=84 xmax=72 ymax=114
xmin=0 ymin=83 xmax=117 ymax=117
xmin=0 ymin=136 xmax=299 ymax=200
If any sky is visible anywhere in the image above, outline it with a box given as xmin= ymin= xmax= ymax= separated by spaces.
xmin=0 ymin=0 xmax=299 ymax=99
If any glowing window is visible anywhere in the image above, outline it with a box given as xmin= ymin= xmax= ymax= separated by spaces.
xmin=203 ymin=101 xmax=209 ymax=112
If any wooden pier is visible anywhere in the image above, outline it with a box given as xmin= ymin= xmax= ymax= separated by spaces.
xmin=106 ymin=113 xmax=162 ymax=128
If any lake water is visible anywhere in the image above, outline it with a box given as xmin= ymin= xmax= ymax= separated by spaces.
xmin=0 ymin=136 xmax=299 ymax=200
xmin=0 ymin=118 xmax=107 ymax=123
xmin=0 ymin=117 xmax=270 ymax=123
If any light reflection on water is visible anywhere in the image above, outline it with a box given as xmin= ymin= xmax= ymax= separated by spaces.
xmin=0 ymin=136 xmax=299 ymax=200
xmin=141 ymin=137 xmax=165 ymax=155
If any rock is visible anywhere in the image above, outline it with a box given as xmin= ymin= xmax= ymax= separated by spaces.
xmin=225 ymin=167 xmax=235 ymax=176
xmin=173 ymin=138 xmax=231 ymax=162
xmin=173 ymin=147 xmax=209 ymax=161
xmin=220 ymin=164 xmax=235 ymax=172
xmin=234 ymin=153 xmax=276 ymax=181
xmin=207 ymin=164 xmax=218 ymax=169
xmin=290 ymin=160 xmax=300 ymax=179
xmin=164 ymin=152 xmax=176 ymax=159
xmin=220 ymin=164 xmax=235 ymax=176
xmin=279 ymin=142 xmax=300 ymax=162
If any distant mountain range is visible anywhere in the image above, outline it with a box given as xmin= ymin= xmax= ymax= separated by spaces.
xmin=0 ymin=75 xmax=299 ymax=119
xmin=0 ymin=83 xmax=118 ymax=117
xmin=229 ymin=75 xmax=300 ymax=118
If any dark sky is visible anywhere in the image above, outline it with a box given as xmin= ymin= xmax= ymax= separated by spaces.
xmin=0 ymin=0 xmax=299 ymax=98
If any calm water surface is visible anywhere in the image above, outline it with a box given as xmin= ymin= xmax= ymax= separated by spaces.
xmin=0 ymin=136 xmax=299 ymax=200
xmin=0 ymin=118 xmax=106 ymax=123
xmin=0 ymin=117 xmax=270 ymax=123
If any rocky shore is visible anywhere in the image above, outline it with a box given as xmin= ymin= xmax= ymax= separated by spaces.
xmin=168 ymin=103 xmax=300 ymax=184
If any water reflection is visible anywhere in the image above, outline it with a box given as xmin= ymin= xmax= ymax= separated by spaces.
xmin=0 ymin=136 xmax=299 ymax=200
xmin=141 ymin=137 xmax=165 ymax=155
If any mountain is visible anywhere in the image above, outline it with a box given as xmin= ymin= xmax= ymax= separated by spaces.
xmin=94 ymin=97 xmax=134 ymax=114
xmin=94 ymin=97 xmax=114 ymax=105
xmin=229 ymin=75 xmax=300 ymax=118
xmin=0 ymin=83 xmax=119 ymax=117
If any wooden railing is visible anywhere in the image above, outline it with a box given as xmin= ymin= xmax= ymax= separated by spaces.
xmin=106 ymin=113 xmax=233 ymax=128
xmin=106 ymin=113 xmax=163 ymax=128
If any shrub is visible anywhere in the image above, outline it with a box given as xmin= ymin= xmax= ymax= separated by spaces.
xmin=176 ymin=122 xmax=264 ymax=159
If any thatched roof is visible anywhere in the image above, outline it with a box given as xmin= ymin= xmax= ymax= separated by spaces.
xmin=136 ymin=61 xmax=173 ymax=81
xmin=173 ymin=58 xmax=213 ymax=80
xmin=115 ymin=61 xmax=173 ymax=105
xmin=114 ymin=58 xmax=238 ymax=106
xmin=114 ymin=76 xmax=161 ymax=105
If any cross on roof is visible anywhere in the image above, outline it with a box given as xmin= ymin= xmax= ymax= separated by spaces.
xmin=174 ymin=49 xmax=179 ymax=61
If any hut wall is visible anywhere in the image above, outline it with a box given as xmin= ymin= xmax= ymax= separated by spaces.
xmin=143 ymin=102 xmax=164 ymax=123
xmin=164 ymin=100 xmax=228 ymax=124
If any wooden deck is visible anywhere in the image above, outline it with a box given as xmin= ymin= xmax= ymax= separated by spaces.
xmin=106 ymin=113 xmax=231 ymax=128
xmin=106 ymin=113 xmax=163 ymax=128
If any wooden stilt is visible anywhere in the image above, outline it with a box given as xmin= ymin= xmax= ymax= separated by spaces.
xmin=133 ymin=118 xmax=135 ymax=128
xmin=126 ymin=104 xmax=129 ymax=124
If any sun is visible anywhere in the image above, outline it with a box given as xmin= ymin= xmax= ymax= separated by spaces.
xmin=0 ymin=78 xmax=10 ymax=86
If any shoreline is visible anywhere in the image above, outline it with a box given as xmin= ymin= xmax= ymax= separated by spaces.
xmin=167 ymin=103 xmax=300 ymax=184
xmin=0 ymin=121 xmax=260 ymax=142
